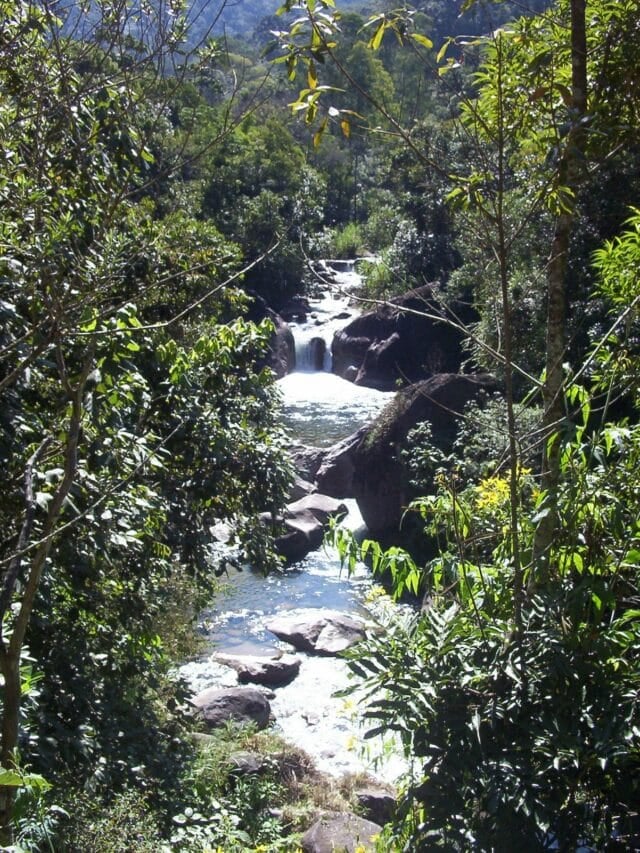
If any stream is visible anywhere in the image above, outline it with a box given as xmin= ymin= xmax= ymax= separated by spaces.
xmin=180 ymin=264 xmax=406 ymax=783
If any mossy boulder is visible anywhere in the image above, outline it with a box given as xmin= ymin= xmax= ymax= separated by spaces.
xmin=352 ymin=373 xmax=498 ymax=544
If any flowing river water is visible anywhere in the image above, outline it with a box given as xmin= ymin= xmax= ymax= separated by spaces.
xmin=181 ymin=264 xmax=407 ymax=783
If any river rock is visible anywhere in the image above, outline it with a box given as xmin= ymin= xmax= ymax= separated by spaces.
xmin=279 ymin=295 xmax=311 ymax=322
xmin=308 ymin=336 xmax=327 ymax=371
xmin=289 ymin=443 xmax=327 ymax=484
xmin=301 ymin=812 xmax=382 ymax=853
xmin=265 ymin=609 xmax=367 ymax=655
xmin=246 ymin=293 xmax=295 ymax=377
xmin=289 ymin=475 xmax=316 ymax=501
xmin=354 ymin=787 xmax=396 ymax=825
xmin=353 ymin=372 xmax=498 ymax=543
xmin=191 ymin=686 xmax=270 ymax=730
xmin=314 ymin=426 xmax=367 ymax=499
xmin=274 ymin=494 xmax=347 ymax=563
xmin=214 ymin=652 xmax=301 ymax=687
xmin=331 ymin=284 xmax=472 ymax=390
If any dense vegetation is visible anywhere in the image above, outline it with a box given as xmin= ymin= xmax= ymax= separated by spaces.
xmin=1 ymin=0 xmax=639 ymax=849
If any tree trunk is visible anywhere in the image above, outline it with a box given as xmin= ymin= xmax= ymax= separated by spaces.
xmin=0 ymin=651 xmax=20 ymax=847
xmin=532 ymin=0 xmax=587 ymax=581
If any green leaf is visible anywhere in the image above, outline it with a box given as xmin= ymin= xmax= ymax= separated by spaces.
xmin=308 ymin=61 xmax=318 ymax=90
xmin=313 ymin=116 xmax=328 ymax=147
xmin=0 ymin=769 xmax=24 ymax=787
xmin=410 ymin=33 xmax=433 ymax=49
xmin=369 ymin=21 xmax=385 ymax=50
xmin=436 ymin=38 xmax=451 ymax=63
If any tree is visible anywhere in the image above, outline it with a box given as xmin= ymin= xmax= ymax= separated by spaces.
xmin=0 ymin=0 xmax=291 ymax=840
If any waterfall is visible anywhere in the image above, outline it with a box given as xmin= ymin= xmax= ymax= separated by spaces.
xmin=288 ymin=259 xmax=365 ymax=374
xmin=294 ymin=331 xmax=331 ymax=372
xmin=180 ymin=257 xmax=402 ymax=784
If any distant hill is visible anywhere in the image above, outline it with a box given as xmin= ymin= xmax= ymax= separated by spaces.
xmin=188 ymin=0 xmax=551 ymax=45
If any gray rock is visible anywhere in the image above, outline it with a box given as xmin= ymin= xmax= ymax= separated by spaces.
xmin=265 ymin=609 xmax=367 ymax=655
xmin=354 ymin=788 xmax=396 ymax=825
xmin=191 ymin=686 xmax=270 ymax=730
xmin=286 ymin=493 xmax=346 ymax=522
xmin=289 ymin=443 xmax=327 ymax=483
xmin=275 ymin=494 xmax=347 ymax=563
xmin=289 ymin=475 xmax=316 ymax=501
xmin=214 ymin=652 xmax=301 ymax=687
xmin=331 ymin=284 xmax=473 ymax=390
xmin=301 ymin=812 xmax=382 ymax=853
xmin=228 ymin=751 xmax=269 ymax=777
xmin=246 ymin=294 xmax=295 ymax=378
xmin=314 ymin=426 xmax=367 ymax=498
xmin=279 ymin=295 xmax=311 ymax=322
xmin=353 ymin=372 xmax=498 ymax=542
xmin=308 ymin=336 xmax=327 ymax=370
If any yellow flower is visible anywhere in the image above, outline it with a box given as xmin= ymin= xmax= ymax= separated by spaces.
xmin=475 ymin=474 xmax=510 ymax=510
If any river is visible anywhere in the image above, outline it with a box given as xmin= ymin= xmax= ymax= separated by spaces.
xmin=181 ymin=264 xmax=406 ymax=783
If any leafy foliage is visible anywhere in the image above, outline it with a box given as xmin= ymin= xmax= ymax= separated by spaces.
xmin=0 ymin=0 xmax=293 ymax=841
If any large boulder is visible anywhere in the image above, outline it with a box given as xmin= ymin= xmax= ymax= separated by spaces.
xmin=301 ymin=813 xmax=382 ymax=853
xmin=331 ymin=284 xmax=472 ymax=390
xmin=246 ymin=293 xmax=295 ymax=378
xmin=288 ymin=443 xmax=327 ymax=484
xmin=213 ymin=652 xmax=301 ymax=687
xmin=265 ymin=608 xmax=368 ymax=655
xmin=279 ymin=294 xmax=311 ymax=323
xmin=354 ymin=787 xmax=397 ymax=825
xmin=314 ymin=426 xmax=367 ymax=499
xmin=270 ymin=494 xmax=347 ymax=563
xmin=288 ymin=475 xmax=316 ymax=502
xmin=352 ymin=373 xmax=498 ymax=542
xmin=191 ymin=686 xmax=270 ymax=730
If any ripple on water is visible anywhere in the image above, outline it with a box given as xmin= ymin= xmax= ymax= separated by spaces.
xmin=277 ymin=372 xmax=393 ymax=447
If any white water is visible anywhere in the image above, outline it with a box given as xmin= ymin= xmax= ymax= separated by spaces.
xmin=291 ymin=279 xmax=356 ymax=371
xmin=181 ymin=265 xmax=406 ymax=783
xmin=279 ymin=371 xmax=392 ymax=447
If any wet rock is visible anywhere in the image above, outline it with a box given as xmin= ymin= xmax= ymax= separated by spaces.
xmin=301 ymin=812 xmax=382 ymax=853
xmin=285 ymin=493 xmax=347 ymax=523
xmin=353 ymin=372 xmax=498 ymax=542
xmin=279 ymin=295 xmax=311 ymax=322
xmin=274 ymin=494 xmax=347 ymax=563
xmin=289 ymin=443 xmax=327 ymax=484
xmin=289 ymin=475 xmax=316 ymax=501
xmin=314 ymin=426 xmax=367 ymax=499
xmin=214 ymin=652 xmax=301 ymax=687
xmin=354 ymin=788 xmax=396 ymax=825
xmin=331 ymin=284 xmax=473 ymax=390
xmin=344 ymin=365 xmax=358 ymax=382
xmin=265 ymin=609 xmax=367 ymax=655
xmin=191 ymin=686 xmax=270 ymax=730
xmin=245 ymin=293 xmax=295 ymax=378
xmin=273 ymin=511 xmax=324 ymax=563
xmin=308 ymin=337 xmax=327 ymax=370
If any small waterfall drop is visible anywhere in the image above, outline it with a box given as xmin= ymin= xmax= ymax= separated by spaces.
xmin=289 ymin=259 xmax=363 ymax=374
xmin=279 ymin=259 xmax=392 ymax=446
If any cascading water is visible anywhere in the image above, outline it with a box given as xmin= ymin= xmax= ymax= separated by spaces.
xmin=290 ymin=263 xmax=359 ymax=373
xmin=181 ymin=262 xmax=405 ymax=782
xmin=281 ymin=261 xmax=390 ymax=446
